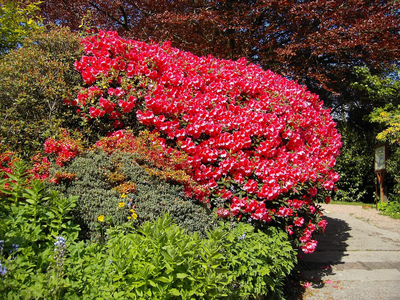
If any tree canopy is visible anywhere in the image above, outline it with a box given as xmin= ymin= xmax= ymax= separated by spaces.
xmin=21 ymin=0 xmax=400 ymax=112
xmin=0 ymin=1 xmax=42 ymax=54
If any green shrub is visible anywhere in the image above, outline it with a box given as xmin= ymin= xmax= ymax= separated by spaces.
xmin=0 ymin=25 xmax=84 ymax=159
xmin=4 ymin=215 xmax=228 ymax=299
xmin=1 ymin=212 xmax=296 ymax=299
xmin=386 ymin=144 xmax=400 ymax=202
xmin=334 ymin=113 xmax=378 ymax=203
xmin=49 ymin=150 xmax=216 ymax=240
xmin=0 ymin=164 xmax=295 ymax=299
xmin=96 ymin=215 xmax=230 ymax=299
xmin=0 ymin=161 xmax=80 ymax=248
xmin=0 ymin=161 xmax=80 ymax=299
xmin=221 ymin=222 xmax=296 ymax=299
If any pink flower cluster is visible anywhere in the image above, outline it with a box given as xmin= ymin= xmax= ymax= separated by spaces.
xmin=70 ymin=31 xmax=342 ymax=253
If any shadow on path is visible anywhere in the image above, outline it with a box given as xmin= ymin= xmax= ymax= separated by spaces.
xmin=285 ymin=216 xmax=352 ymax=299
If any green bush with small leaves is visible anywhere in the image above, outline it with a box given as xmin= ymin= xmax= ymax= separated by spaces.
xmin=48 ymin=150 xmax=216 ymax=240
xmin=0 ymin=25 xmax=84 ymax=159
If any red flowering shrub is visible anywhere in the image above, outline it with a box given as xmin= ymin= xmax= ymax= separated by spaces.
xmin=30 ymin=153 xmax=51 ymax=181
xmin=69 ymin=31 xmax=342 ymax=253
xmin=43 ymin=129 xmax=84 ymax=167
xmin=0 ymin=151 xmax=19 ymax=176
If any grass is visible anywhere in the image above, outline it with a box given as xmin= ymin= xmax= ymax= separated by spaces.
xmin=328 ymin=200 xmax=375 ymax=206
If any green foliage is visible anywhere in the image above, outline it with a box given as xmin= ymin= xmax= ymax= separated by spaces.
xmin=367 ymin=66 xmax=400 ymax=143
xmin=0 ymin=163 xmax=296 ymax=299
xmin=353 ymin=66 xmax=400 ymax=202
xmin=222 ymin=222 xmax=296 ymax=300
xmin=0 ymin=161 xmax=80 ymax=251
xmin=1 ymin=210 xmax=296 ymax=299
xmin=377 ymin=200 xmax=400 ymax=219
xmin=49 ymin=150 xmax=216 ymax=240
xmin=334 ymin=112 xmax=378 ymax=203
xmin=370 ymin=105 xmax=400 ymax=144
xmin=0 ymin=161 xmax=80 ymax=298
xmin=0 ymin=25 xmax=84 ymax=159
xmin=99 ymin=214 xmax=230 ymax=299
xmin=384 ymin=144 xmax=400 ymax=203
xmin=352 ymin=66 xmax=400 ymax=105
xmin=0 ymin=1 xmax=43 ymax=54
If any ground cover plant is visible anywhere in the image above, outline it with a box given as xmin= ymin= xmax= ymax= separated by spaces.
xmin=68 ymin=30 xmax=341 ymax=253
xmin=47 ymin=141 xmax=217 ymax=240
xmin=377 ymin=201 xmax=400 ymax=219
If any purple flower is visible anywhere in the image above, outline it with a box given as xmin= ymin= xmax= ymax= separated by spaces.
xmin=11 ymin=244 xmax=19 ymax=253
xmin=54 ymin=236 xmax=66 ymax=248
xmin=0 ymin=263 xmax=6 ymax=276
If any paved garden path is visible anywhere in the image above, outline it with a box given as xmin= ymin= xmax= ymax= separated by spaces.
xmin=299 ymin=204 xmax=400 ymax=300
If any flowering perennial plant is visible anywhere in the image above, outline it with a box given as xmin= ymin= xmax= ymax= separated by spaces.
xmin=69 ymin=31 xmax=342 ymax=252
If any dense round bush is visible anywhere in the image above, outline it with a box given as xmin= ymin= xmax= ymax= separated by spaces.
xmin=0 ymin=25 xmax=84 ymax=158
xmin=48 ymin=149 xmax=216 ymax=240
xmin=66 ymin=31 xmax=341 ymax=252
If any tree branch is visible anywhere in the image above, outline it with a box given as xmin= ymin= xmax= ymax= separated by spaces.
xmin=88 ymin=1 xmax=130 ymax=31
xmin=119 ymin=5 xmax=129 ymax=30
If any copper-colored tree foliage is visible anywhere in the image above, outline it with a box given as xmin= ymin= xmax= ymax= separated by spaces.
xmin=25 ymin=0 xmax=399 ymax=111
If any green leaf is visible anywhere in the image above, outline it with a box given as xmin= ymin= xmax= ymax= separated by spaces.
xmin=154 ymin=276 xmax=171 ymax=283
xmin=176 ymin=273 xmax=189 ymax=279
xmin=170 ymin=288 xmax=180 ymax=296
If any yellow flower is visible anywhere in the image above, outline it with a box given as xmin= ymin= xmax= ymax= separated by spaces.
xmin=121 ymin=193 xmax=127 ymax=198
xmin=127 ymin=216 xmax=131 ymax=220
xmin=130 ymin=208 xmax=138 ymax=220
xmin=97 ymin=215 xmax=105 ymax=222
xmin=118 ymin=202 xmax=125 ymax=208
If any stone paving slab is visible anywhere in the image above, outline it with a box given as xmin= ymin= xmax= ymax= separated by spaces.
xmin=303 ymin=268 xmax=400 ymax=281
xmin=303 ymin=280 xmax=400 ymax=300
xmin=361 ymin=261 xmax=398 ymax=270
xmin=302 ymin=260 xmax=400 ymax=271
xmin=332 ymin=261 xmax=365 ymax=271
xmin=388 ymin=261 xmax=400 ymax=271
xmin=301 ymin=250 xmax=400 ymax=263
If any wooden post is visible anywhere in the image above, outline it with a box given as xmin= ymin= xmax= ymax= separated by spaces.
xmin=376 ymin=170 xmax=387 ymax=203
xmin=375 ymin=144 xmax=388 ymax=203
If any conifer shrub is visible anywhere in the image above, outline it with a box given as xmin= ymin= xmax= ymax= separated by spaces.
xmin=48 ymin=150 xmax=215 ymax=240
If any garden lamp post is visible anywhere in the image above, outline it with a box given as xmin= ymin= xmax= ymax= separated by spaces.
xmin=375 ymin=144 xmax=388 ymax=203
